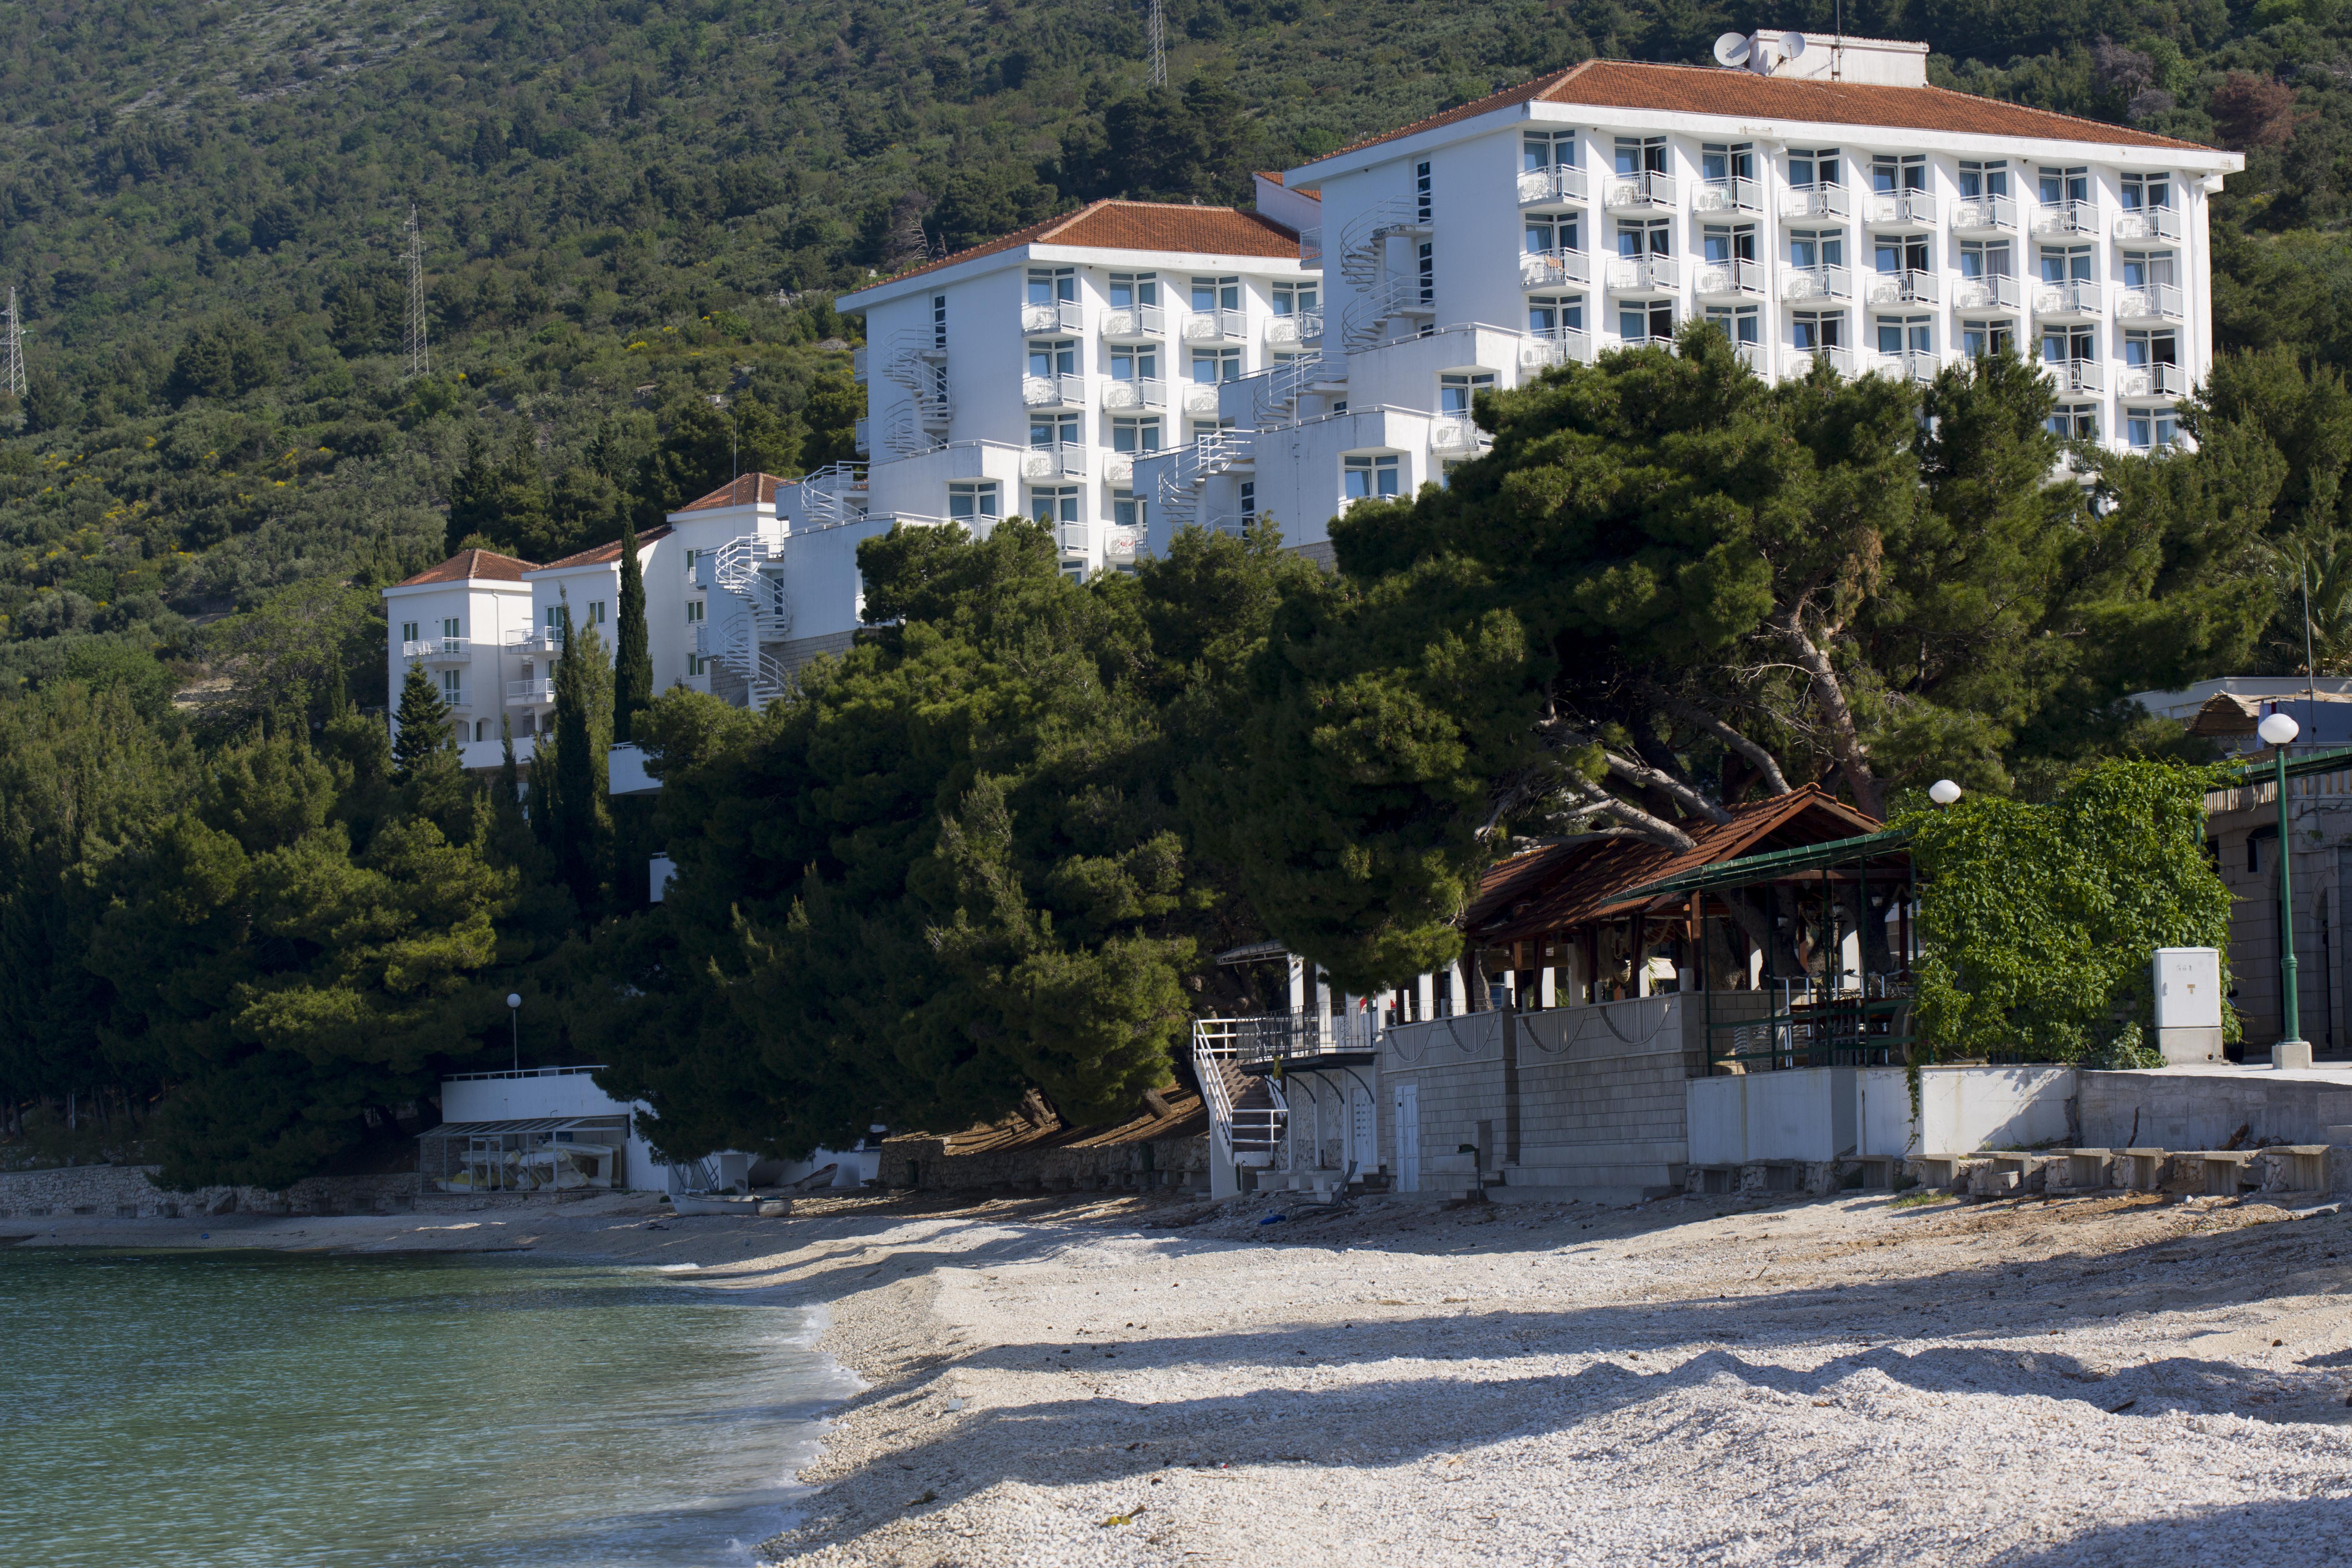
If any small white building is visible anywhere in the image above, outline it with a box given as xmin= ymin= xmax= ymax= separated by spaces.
xmin=383 ymin=548 xmax=539 ymax=771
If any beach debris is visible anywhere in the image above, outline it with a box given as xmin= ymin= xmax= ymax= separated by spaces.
xmin=2108 ymin=1398 xmax=2138 ymax=1413
xmin=1098 ymin=1506 xmax=1147 ymax=1527
xmin=906 ymin=1488 xmax=936 ymax=1508
xmin=1258 ymin=1214 xmax=1286 ymax=1226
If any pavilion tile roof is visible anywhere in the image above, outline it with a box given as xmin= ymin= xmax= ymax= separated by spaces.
xmin=675 ymin=472 xmax=794 ymax=512
xmin=394 ymin=548 xmax=537 ymax=588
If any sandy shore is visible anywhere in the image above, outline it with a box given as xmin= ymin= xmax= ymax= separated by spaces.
xmin=17 ymin=1186 xmax=2352 ymax=1564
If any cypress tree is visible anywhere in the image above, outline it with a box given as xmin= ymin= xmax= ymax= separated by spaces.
xmin=390 ymin=664 xmax=453 ymax=782
xmin=547 ymin=591 xmax=612 ymax=915
xmin=612 ymin=518 xmax=654 ymax=744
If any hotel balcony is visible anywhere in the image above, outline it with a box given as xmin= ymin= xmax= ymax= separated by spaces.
xmin=1264 ymin=312 xmax=1323 ymax=346
xmin=1021 ymin=299 xmax=1084 ymax=334
xmin=1022 ymin=373 xmax=1089 ymax=410
xmin=1864 ymin=190 xmax=1938 ymax=230
xmin=2118 ymin=362 xmax=2189 ymax=400
xmin=1180 ymin=382 xmax=1223 ymax=417
xmin=2044 ymin=357 xmax=2105 ymax=395
xmin=2114 ymin=282 xmax=2185 ymax=322
xmin=1430 ymin=418 xmax=1486 ymax=457
xmin=1518 ymin=328 xmax=1593 ymax=370
xmin=1872 ymin=349 xmax=1944 ymax=385
xmin=1517 ymin=165 xmax=1588 ymax=207
xmin=1022 ymin=441 xmax=1087 ymax=481
xmin=1103 ymin=454 xmax=1139 ymax=487
xmin=1781 ymin=183 xmax=1850 ymax=221
xmin=1863 ymin=269 xmax=1939 ymax=307
xmin=506 ymin=630 xmax=564 ymax=656
xmin=507 ymin=677 xmax=556 ymax=706
xmin=2114 ymin=206 xmax=2184 ymax=243
xmin=1519 ymin=248 xmax=1591 ymax=290
xmin=1780 ymin=265 xmax=1851 ymax=303
xmin=1693 ymin=176 xmax=1762 ymax=216
xmin=401 ymin=638 xmax=472 ymax=663
xmin=1101 ymin=376 xmax=1168 ymax=412
xmin=1602 ymin=171 xmax=1677 ymax=212
xmin=1951 ymin=274 xmax=2025 ymax=313
xmin=2032 ymin=279 xmax=2103 ymax=321
xmin=1693 ymin=258 xmax=1764 ymax=301
xmin=1784 ymin=345 xmax=1857 ymax=380
xmin=1100 ymin=305 xmax=1165 ymax=341
xmin=1182 ymin=308 xmax=1247 ymax=343
xmin=2032 ymin=201 xmax=2100 ymax=238
xmin=1950 ymin=196 xmax=2019 ymax=235
xmin=1603 ymin=255 xmax=1679 ymax=295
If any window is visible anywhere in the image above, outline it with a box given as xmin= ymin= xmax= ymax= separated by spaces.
xmin=1111 ymin=416 xmax=1162 ymax=454
xmin=1343 ymin=453 xmax=1401 ymax=501
xmin=1190 ymin=419 xmax=1228 ymax=442
xmin=1523 ymin=213 xmax=1579 ymax=254
xmin=1272 ymin=282 xmax=1319 ymax=315
xmin=685 ymin=599 xmax=705 ymax=624
xmin=1619 ymin=300 xmax=1673 ymax=343
xmin=1959 ymin=240 xmax=2012 ymax=279
xmin=1027 ymin=339 xmax=1077 ymax=379
xmin=1704 ymin=304 xmax=1759 ymax=346
xmin=1190 ymin=276 xmax=1240 ymax=312
xmin=1614 ymin=136 xmax=1667 ymax=175
xmin=1702 ymin=224 xmax=1757 ymax=264
xmin=1438 ymin=372 xmax=1495 ymax=415
xmin=1029 ymin=485 xmax=1080 ymax=525
xmin=1528 ymin=295 xmax=1585 ymax=338
xmin=441 ymin=616 xmax=461 ymax=641
xmin=1788 ymin=229 xmax=1844 ymax=270
xmin=1110 ymin=346 xmax=1159 ymax=382
xmin=475 ymin=719 xmax=487 ymax=742
xmin=1958 ymin=159 xmax=2010 ymax=198
xmin=1875 ymin=315 xmax=1933 ymax=356
xmin=586 ymin=600 xmax=607 ymax=625
xmin=545 ymin=605 xmax=568 ymax=640
xmin=2125 ymin=329 xmax=2179 ymax=371
xmin=1026 ymin=266 xmax=1076 ymax=305
xmin=1616 ymin=218 xmax=1670 ymax=258
xmin=1522 ymin=130 xmax=1577 ymax=170
xmin=1792 ymin=311 xmax=1844 ymax=352
xmin=2042 ymin=325 xmax=2096 ymax=367
xmin=2127 ymin=410 xmax=2179 ymax=451
xmin=2048 ymin=403 xmax=2099 ymax=441
xmin=1190 ymin=347 xmax=1241 ymax=383
xmin=930 ymin=292 xmax=947 ymax=349
xmin=683 ymin=547 xmax=700 ymax=572
xmin=1417 ymin=241 xmax=1434 ymax=307
xmin=688 ymin=653 xmax=709 ymax=677
xmin=1112 ymin=489 xmax=1142 ymax=530
xmin=2122 ymin=173 xmax=2172 ymax=212
xmin=1962 ymin=320 xmax=2016 ymax=357
xmin=2040 ymin=245 xmax=2095 ymax=283
xmin=1415 ymin=159 xmax=1433 ymax=223
xmin=1788 ymin=147 xmax=1839 ymax=187
xmin=1701 ymin=142 xmax=1754 ymax=184
xmin=400 ymin=620 xmax=419 ymax=644
xmin=1875 ymin=236 xmax=1929 ymax=276
xmin=1031 ymin=412 xmax=1080 ymax=448
xmin=2120 ymin=251 xmax=2177 ymax=290
xmin=2038 ymin=166 xmax=2090 ymax=206
xmin=1108 ymin=272 xmax=1158 ymax=308
xmin=1871 ymin=154 xmax=1927 ymax=193
xmin=1239 ymin=480 xmax=1256 ymax=522
xmin=947 ymin=481 xmax=1000 ymax=523
xmin=439 ymin=669 xmax=461 ymax=702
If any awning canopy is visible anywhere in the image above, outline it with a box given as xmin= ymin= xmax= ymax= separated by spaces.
xmin=418 ymin=1116 xmax=630 ymax=1140
xmin=1612 ymin=827 xmax=1913 ymax=904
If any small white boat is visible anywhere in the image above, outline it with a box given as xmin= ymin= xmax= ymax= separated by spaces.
xmin=667 ymin=1193 xmax=764 ymax=1216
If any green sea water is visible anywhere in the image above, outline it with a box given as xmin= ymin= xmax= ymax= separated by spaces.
xmin=0 ymin=1248 xmax=851 ymax=1567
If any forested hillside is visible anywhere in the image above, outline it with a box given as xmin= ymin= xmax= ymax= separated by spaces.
xmin=11 ymin=0 xmax=2352 ymax=1176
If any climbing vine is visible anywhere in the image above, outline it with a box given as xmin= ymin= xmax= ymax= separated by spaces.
xmin=1901 ymin=760 xmax=2238 ymax=1066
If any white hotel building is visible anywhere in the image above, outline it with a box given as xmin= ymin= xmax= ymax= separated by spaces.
xmin=388 ymin=32 xmax=2239 ymax=742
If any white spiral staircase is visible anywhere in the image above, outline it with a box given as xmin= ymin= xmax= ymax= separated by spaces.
xmin=700 ymin=535 xmax=792 ymax=710
xmin=1336 ymin=199 xmax=1433 ymax=352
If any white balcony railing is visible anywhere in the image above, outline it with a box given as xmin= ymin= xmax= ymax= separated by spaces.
xmin=2033 ymin=201 xmax=2100 ymax=237
xmin=1298 ymin=227 xmax=1322 ymax=265
xmin=1101 ymin=376 xmax=1168 ymax=411
xmin=1021 ymin=300 xmax=1083 ymax=334
xmin=1517 ymin=165 xmax=1588 ymax=206
xmin=1264 ymin=313 xmax=1323 ymax=345
xmin=2033 ymin=278 xmax=2103 ymax=317
xmin=2119 ymin=362 xmax=2189 ymax=400
xmin=1694 ymin=258 xmax=1764 ymax=298
xmin=1519 ymin=328 xmax=1593 ymax=370
xmin=1430 ymin=418 xmax=1485 ymax=455
xmin=2115 ymin=282 xmax=2184 ymax=321
xmin=2115 ymin=206 xmax=2183 ymax=243
xmin=1780 ymin=265 xmax=1851 ymax=302
xmin=1519 ymin=247 xmax=1590 ymax=290
xmin=1864 ymin=269 xmax=1939 ymax=307
xmin=1785 ymin=345 xmax=1857 ymax=379
xmin=1694 ymin=176 xmax=1762 ymax=215
xmin=1100 ymin=305 xmax=1165 ymax=339
xmin=2045 ymin=357 xmax=2105 ymax=394
xmin=1021 ymin=373 xmax=1088 ymax=409
xmin=1182 ymin=309 xmax=1246 ymax=342
xmin=1604 ymin=255 xmax=1679 ymax=294
xmin=1873 ymin=350 xmax=1943 ymax=385
xmin=850 ymin=345 xmax=869 ymax=383
xmin=1103 ymin=454 xmax=1136 ymax=486
xmin=1021 ymin=442 xmax=1087 ymax=481
xmin=401 ymin=638 xmax=471 ymax=661
xmin=1950 ymin=196 xmax=2018 ymax=233
xmin=1181 ymin=383 xmax=1223 ymax=416
xmin=1952 ymin=273 xmax=2025 ymax=312
xmin=506 ymin=631 xmax=563 ymax=656
xmin=1604 ymin=170 xmax=1677 ymax=210
xmin=1782 ymin=183 xmax=1850 ymax=220
xmin=506 ymin=677 xmax=556 ymax=706
xmin=852 ymin=415 xmax=869 ymax=454
xmin=1867 ymin=190 xmax=1938 ymax=228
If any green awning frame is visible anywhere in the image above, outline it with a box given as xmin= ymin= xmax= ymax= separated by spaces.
xmin=2228 ymin=743 xmax=2352 ymax=786
xmin=1613 ymin=827 xmax=1914 ymax=904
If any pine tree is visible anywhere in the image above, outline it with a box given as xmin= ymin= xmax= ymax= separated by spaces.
xmin=612 ymin=518 xmax=653 ymax=743
xmin=390 ymin=664 xmax=453 ymax=782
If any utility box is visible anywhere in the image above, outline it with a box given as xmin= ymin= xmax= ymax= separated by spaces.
xmin=2153 ymin=947 xmax=2225 ymax=1065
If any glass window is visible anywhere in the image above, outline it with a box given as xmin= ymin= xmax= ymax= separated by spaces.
xmin=1961 ymin=320 xmax=2016 ymax=357
xmin=2039 ymin=245 xmax=2095 ymax=283
xmin=1617 ymin=219 xmax=1669 ymax=258
xmin=1875 ymin=316 xmax=1932 ymax=355
xmin=1272 ymin=282 xmax=1320 ymax=315
xmin=1524 ymin=214 xmax=1579 ymax=254
xmin=1789 ymin=147 xmax=1839 ymax=187
xmin=1438 ymin=372 xmax=1496 ymax=414
xmin=1343 ymin=453 xmax=1402 ymax=500
xmin=1958 ymin=240 xmax=2011 ymax=279
xmin=2122 ymin=173 xmax=2173 ymax=211
xmin=1108 ymin=272 xmax=1158 ymax=308
xmin=1788 ymin=229 xmax=1843 ymax=270
xmin=1109 ymin=346 xmax=1158 ymax=381
xmin=1191 ymin=276 xmax=1241 ymax=312
xmin=587 ymin=600 xmax=607 ymax=625
xmin=1958 ymin=159 xmax=2009 ymax=198
xmin=2038 ymin=165 xmax=2090 ymax=206
xmin=1704 ymin=304 xmax=1760 ymax=345
xmin=1111 ymin=417 xmax=1162 ymax=454
xmin=1112 ymin=489 xmax=1142 ymax=529
xmin=947 ymin=481 xmax=1001 ymax=522
xmin=685 ymin=599 xmax=705 ymax=624
xmin=2047 ymin=404 xmax=2099 ymax=440
xmin=1027 ymin=339 xmax=1077 ymax=378
xmin=1792 ymin=311 xmax=1844 ymax=351
xmin=2127 ymin=411 xmax=2179 ymax=450
xmin=1619 ymin=301 xmax=1673 ymax=342
xmin=1026 ymin=267 xmax=1075 ymax=305
xmin=1871 ymin=154 xmax=1925 ymax=193
xmin=400 ymin=620 xmax=419 ymax=644
xmin=1613 ymin=136 xmax=1666 ymax=176
xmin=1030 ymin=413 xmax=1079 ymax=447
xmin=1528 ymin=295 xmax=1585 ymax=337
xmin=2124 ymin=329 xmax=2178 ymax=368
xmin=1702 ymin=225 xmax=1756 ymax=264
xmin=1701 ymin=142 xmax=1753 ymax=183
xmin=1522 ymin=130 xmax=1577 ymax=171
xmin=1190 ymin=348 xmax=1240 ymax=383
xmin=1029 ymin=486 xmax=1080 ymax=524
xmin=1416 ymin=160 xmax=1433 ymax=222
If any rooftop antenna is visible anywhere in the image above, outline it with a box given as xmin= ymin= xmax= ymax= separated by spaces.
xmin=403 ymin=203 xmax=430 ymax=379
xmin=1148 ymin=0 xmax=1165 ymax=87
xmin=2 ymin=285 xmax=23 ymax=401
xmin=1834 ymin=0 xmax=1846 ymax=80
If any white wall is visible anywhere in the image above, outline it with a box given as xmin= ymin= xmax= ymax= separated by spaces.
xmin=439 ymin=1067 xmax=669 ymax=1192
xmin=1688 ymin=1064 xmax=2078 ymax=1163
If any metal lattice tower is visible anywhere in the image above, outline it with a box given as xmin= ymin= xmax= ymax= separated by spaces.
xmin=2 ymin=286 xmax=23 ymax=400
xmin=403 ymin=203 xmax=430 ymax=378
xmin=1148 ymin=0 xmax=1165 ymax=86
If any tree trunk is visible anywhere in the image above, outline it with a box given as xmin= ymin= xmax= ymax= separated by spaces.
xmin=1772 ymin=604 xmax=1884 ymax=820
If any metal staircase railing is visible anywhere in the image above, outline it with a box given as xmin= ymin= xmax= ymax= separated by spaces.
xmin=703 ymin=535 xmax=793 ymax=710
xmin=1192 ymin=1018 xmax=1288 ymax=1171
xmin=879 ymin=329 xmax=950 ymax=444
xmin=799 ymin=463 xmax=869 ymax=528
xmin=1152 ymin=431 xmax=1253 ymax=531
xmin=1336 ymin=199 xmax=1433 ymax=353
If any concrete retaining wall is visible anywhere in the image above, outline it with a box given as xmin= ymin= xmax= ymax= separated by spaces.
xmin=0 ymin=1164 xmax=419 ymax=1220
xmin=1688 ymin=1065 xmax=2078 ymax=1165
xmin=2078 ymin=1067 xmax=2352 ymax=1148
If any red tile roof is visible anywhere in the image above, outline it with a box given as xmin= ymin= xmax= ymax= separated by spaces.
xmin=864 ymin=200 xmax=1302 ymax=289
xmin=1464 ymin=784 xmax=1887 ymax=944
xmin=534 ymin=523 xmax=674 ymax=573
xmin=1317 ymin=57 xmax=2212 ymax=165
xmin=675 ymin=472 xmax=794 ymax=512
xmin=1255 ymin=170 xmax=1320 ymax=200
xmin=394 ymin=548 xmax=537 ymax=588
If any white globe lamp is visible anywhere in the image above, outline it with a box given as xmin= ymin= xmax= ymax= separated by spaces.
xmin=2255 ymin=709 xmax=2310 ymax=1065
xmin=1927 ymin=779 xmax=1962 ymax=806
xmin=2258 ymin=711 xmax=2301 ymax=747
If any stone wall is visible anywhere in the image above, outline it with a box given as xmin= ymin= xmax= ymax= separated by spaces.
xmin=2079 ymin=1068 xmax=2352 ymax=1148
xmin=877 ymin=1131 xmax=1209 ymax=1194
xmin=0 ymin=1164 xmax=419 ymax=1220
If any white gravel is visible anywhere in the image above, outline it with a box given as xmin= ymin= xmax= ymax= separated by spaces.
xmin=749 ymin=1187 xmax=2352 ymax=1566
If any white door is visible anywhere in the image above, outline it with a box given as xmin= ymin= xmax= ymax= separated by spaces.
xmin=1349 ymin=1082 xmax=1377 ymax=1174
xmin=1392 ymin=1081 xmax=1420 ymax=1193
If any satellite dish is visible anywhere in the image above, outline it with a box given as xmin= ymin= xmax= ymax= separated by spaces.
xmin=1782 ymin=31 xmax=1809 ymax=60
xmin=1713 ymin=32 xmax=1751 ymax=67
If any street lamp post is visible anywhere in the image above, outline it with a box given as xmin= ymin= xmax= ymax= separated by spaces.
xmin=507 ymin=992 xmax=523 ymax=1074
xmin=2256 ymin=711 xmax=2308 ymax=1068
